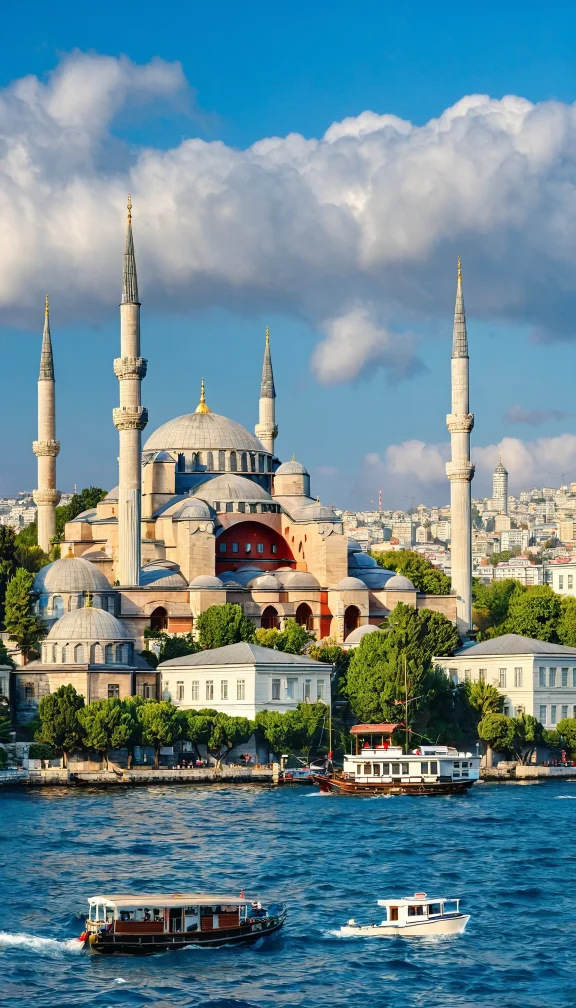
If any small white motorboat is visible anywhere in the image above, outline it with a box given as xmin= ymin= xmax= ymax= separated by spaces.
xmin=340 ymin=892 xmax=469 ymax=937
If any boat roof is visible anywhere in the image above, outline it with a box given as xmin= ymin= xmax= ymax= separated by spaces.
xmin=350 ymin=723 xmax=402 ymax=735
xmin=377 ymin=894 xmax=456 ymax=907
xmin=88 ymin=893 xmax=254 ymax=907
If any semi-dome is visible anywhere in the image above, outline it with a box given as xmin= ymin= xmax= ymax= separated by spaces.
xmin=345 ymin=624 xmax=382 ymax=644
xmin=247 ymin=574 xmax=281 ymax=589
xmin=296 ymin=502 xmax=337 ymax=521
xmin=173 ymin=497 xmax=213 ymax=520
xmin=275 ymin=458 xmax=309 ymax=476
xmin=357 ymin=569 xmax=395 ymax=589
xmin=140 ymin=566 xmax=188 ymax=588
xmin=348 ymin=552 xmax=378 ymax=569
xmin=347 ymin=539 xmax=362 ymax=553
xmin=335 ymin=576 xmax=368 ymax=590
xmin=47 ymin=607 xmax=132 ymax=641
xmin=194 ymin=474 xmax=272 ymax=504
xmin=34 ymin=556 xmax=111 ymax=595
xmin=385 ymin=574 xmax=416 ymax=591
xmin=275 ymin=570 xmax=320 ymax=589
xmin=189 ymin=575 xmax=225 ymax=589
xmin=144 ymin=412 xmax=267 ymax=454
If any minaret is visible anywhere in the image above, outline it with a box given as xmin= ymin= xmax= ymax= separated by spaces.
xmin=492 ymin=457 xmax=508 ymax=514
xmin=112 ymin=196 xmax=148 ymax=585
xmin=255 ymin=326 xmax=278 ymax=454
xmin=33 ymin=296 xmax=61 ymax=553
xmin=446 ymin=257 xmax=475 ymax=634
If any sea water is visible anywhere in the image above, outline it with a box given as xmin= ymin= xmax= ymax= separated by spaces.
xmin=0 ymin=781 xmax=574 ymax=1008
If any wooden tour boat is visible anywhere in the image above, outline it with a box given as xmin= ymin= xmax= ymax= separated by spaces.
xmin=340 ymin=892 xmax=469 ymax=937
xmin=313 ymin=724 xmax=480 ymax=795
xmin=78 ymin=893 xmax=286 ymax=953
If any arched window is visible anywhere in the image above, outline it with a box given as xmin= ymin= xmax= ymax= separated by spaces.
xmin=258 ymin=454 xmax=265 ymax=473
xmin=207 ymin=451 xmax=214 ymax=471
xmin=230 ymin=451 xmax=237 ymax=472
xmin=105 ymin=644 xmax=114 ymax=663
xmin=261 ymin=605 xmax=280 ymax=630
xmin=344 ymin=606 xmax=360 ymax=639
xmin=74 ymin=644 xmax=84 ymax=663
xmin=92 ymin=643 xmax=104 ymax=663
xmin=150 ymin=607 xmax=168 ymax=631
xmin=52 ymin=644 xmax=58 ymax=663
xmin=92 ymin=595 xmax=101 ymax=609
xmin=60 ymin=646 xmax=66 ymax=663
xmin=177 ymin=453 xmax=185 ymax=471
xmin=241 ymin=452 xmax=248 ymax=472
xmin=250 ymin=454 xmax=256 ymax=473
xmin=218 ymin=450 xmax=226 ymax=470
xmin=295 ymin=603 xmax=313 ymax=631
xmin=52 ymin=595 xmax=64 ymax=618
xmin=115 ymin=644 xmax=124 ymax=663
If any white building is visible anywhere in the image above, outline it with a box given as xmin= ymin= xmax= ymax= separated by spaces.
xmin=543 ymin=561 xmax=576 ymax=596
xmin=500 ymin=529 xmax=531 ymax=553
xmin=435 ymin=633 xmax=576 ymax=729
xmin=158 ymin=641 xmax=332 ymax=717
xmin=492 ymin=560 xmax=543 ymax=585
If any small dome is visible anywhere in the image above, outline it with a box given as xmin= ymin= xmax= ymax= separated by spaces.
xmin=174 ymin=497 xmax=213 ymax=520
xmin=47 ymin=607 xmax=132 ymax=641
xmin=189 ymin=575 xmax=224 ymax=589
xmin=194 ymin=474 xmax=272 ymax=505
xmin=385 ymin=574 xmax=416 ymax=591
xmin=140 ymin=566 xmax=188 ymax=587
xmin=347 ymin=539 xmax=362 ymax=553
xmin=357 ymin=569 xmax=395 ymax=589
xmin=275 ymin=570 xmax=320 ymax=589
xmin=222 ymin=567 xmax=266 ymax=587
xmin=345 ymin=625 xmax=382 ymax=644
xmin=335 ymin=576 xmax=368 ymax=590
xmin=248 ymin=574 xmax=281 ymax=589
xmin=275 ymin=458 xmax=309 ymax=476
xmin=348 ymin=552 xmax=378 ymax=569
xmin=297 ymin=503 xmax=337 ymax=521
xmin=34 ymin=557 xmax=111 ymax=595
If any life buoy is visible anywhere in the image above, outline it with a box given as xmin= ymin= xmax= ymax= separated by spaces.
xmin=77 ymin=931 xmax=88 ymax=943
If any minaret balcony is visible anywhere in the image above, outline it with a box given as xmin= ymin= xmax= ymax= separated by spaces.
xmin=33 ymin=488 xmax=61 ymax=506
xmin=114 ymin=356 xmax=147 ymax=380
xmin=446 ymin=413 xmax=474 ymax=434
xmin=32 ymin=439 xmax=60 ymax=457
xmin=445 ymin=460 xmax=475 ymax=482
xmin=113 ymin=405 xmax=148 ymax=431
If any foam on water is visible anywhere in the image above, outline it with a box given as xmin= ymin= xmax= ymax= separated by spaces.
xmin=0 ymin=931 xmax=84 ymax=954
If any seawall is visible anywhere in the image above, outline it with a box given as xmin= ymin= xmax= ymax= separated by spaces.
xmin=0 ymin=766 xmax=277 ymax=788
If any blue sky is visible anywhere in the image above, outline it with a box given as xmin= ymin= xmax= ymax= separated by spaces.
xmin=3 ymin=1 xmax=576 ymax=507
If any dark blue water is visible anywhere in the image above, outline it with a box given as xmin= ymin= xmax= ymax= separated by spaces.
xmin=0 ymin=781 xmax=574 ymax=1008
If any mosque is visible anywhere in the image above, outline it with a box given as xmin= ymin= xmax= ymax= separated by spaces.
xmin=13 ymin=201 xmax=473 ymax=719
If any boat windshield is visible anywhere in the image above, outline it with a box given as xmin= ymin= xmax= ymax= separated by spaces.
xmin=427 ymin=902 xmax=442 ymax=916
xmin=443 ymin=900 xmax=459 ymax=914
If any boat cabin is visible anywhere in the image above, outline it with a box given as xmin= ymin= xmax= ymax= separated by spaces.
xmin=375 ymin=893 xmax=462 ymax=925
xmin=343 ymin=726 xmax=480 ymax=785
xmin=86 ymin=894 xmax=257 ymax=937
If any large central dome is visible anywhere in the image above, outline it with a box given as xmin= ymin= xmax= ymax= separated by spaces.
xmin=144 ymin=412 xmax=266 ymax=454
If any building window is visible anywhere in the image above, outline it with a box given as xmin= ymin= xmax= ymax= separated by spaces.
xmin=0 ymin=676 xmax=7 ymax=698
xmin=191 ymin=681 xmax=199 ymax=702
xmin=448 ymin=668 xmax=458 ymax=685
xmin=176 ymin=682 xmax=184 ymax=701
xmin=562 ymin=668 xmax=569 ymax=687
xmin=226 ymin=502 xmax=233 ymax=512
xmin=108 ymin=684 xmax=120 ymax=698
xmin=539 ymin=668 xmax=546 ymax=687
xmin=559 ymin=576 xmax=564 ymax=589
xmin=221 ymin=680 xmax=228 ymax=700
xmin=551 ymin=705 xmax=557 ymax=724
xmin=464 ymin=669 xmax=471 ymax=683
xmin=74 ymin=644 xmax=84 ymax=663
xmin=241 ymin=452 xmax=248 ymax=472
xmin=258 ymin=455 xmax=265 ymax=473
xmin=237 ymin=679 xmax=245 ymax=700
xmin=257 ymin=543 xmax=264 ymax=554
xmin=232 ymin=542 xmax=239 ymax=553
xmin=250 ymin=454 xmax=256 ymax=473
xmin=549 ymin=668 xmax=556 ymax=687
xmin=271 ymin=544 xmax=277 ymax=554
xmin=207 ymin=451 xmax=214 ymax=470
xmin=206 ymin=681 xmax=214 ymax=702
xmin=213 ymin=501 xmax=221 ymax=512
xmin=561 ymin=705 xmax=568 ymax=720
xmin=317 ymin=680 xmax=325 ymax=701
xmin=24 ymin=685 xmax=34 ymax=699
xmin=105 ymin=644 xmax=114 ymax=663
xmin=503 ymin=706 xmax=510 ymax=716
xmin=573 ymin=669 xmax=576 ymax=687
xmin=304 ymin=679 xmax=311 ymax=701
xmin=286 ymin=678 xmax=297 ymax=700
xmin=271 ymin=679 xmax=281 ymax=700
xmin=569 ymin=575 xmax=574 ymax=589
xmin=238 ymin=502 xmax=246 ymax=513
xmin=142 ymin=683 xmax=152 ymax=699
xmin=479 ymin=669 xmax=486 ymax=683
xmin=230 ymin=451 xmax=237 ymax=472
xmin=245 ymin=543 xmax=251 ymax=553
xmin=219 ymin=543 xmax=227 ymax=553
xmin=514 ymin=668 xmax=523 ymax=687
xmin=573 ymin=705 xmax=576 ymax=717
xmin=499 ymin=669 xmax=507 ymax=688
xmin=539 ymin=705 xmax=547 ymax=723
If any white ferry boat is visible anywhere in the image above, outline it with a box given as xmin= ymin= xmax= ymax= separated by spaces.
xmin=340 ymin=892 xmax=469 ymax=936
xmin=78 ymin=893 xmax=286 ymax=952
xmin=313 ymin=724 xmax=480 ymax=795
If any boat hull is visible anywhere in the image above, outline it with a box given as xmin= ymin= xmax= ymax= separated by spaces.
xmin=340 ymin=914 xmax=469 ymax=937
xmin=87 ymin=915 xmax=285 ymax=954
xmin=313 ymin=775 xmax=476 ymax=796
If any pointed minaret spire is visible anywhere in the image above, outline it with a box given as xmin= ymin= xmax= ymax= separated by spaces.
xmin=255 ymin=325 xmax=278 ymax=457
xmin=195 ymin=377 xmax=210 ymax=414
xmin=122 ymin=194 xmax=139 ymax=304
xmin=113 ymin=196 xmax=148 ymax=585
xmin=446 ymin=257 xmax=475 ymax=634
xmin=33 ymin=295 xmax=61 ymax=552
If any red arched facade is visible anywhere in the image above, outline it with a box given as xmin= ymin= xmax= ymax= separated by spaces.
xmin=261 ymin=605 xmax=280 ymax=629
xmin=344 ymin=605 xmax=360 ymax=639
xmin=150 ymin=606 xmax=168 ymax=631
xmin=216 ymin=521 xmax=295 ymax=574
xmin=295 ymin=602 xmax=313 ymax=630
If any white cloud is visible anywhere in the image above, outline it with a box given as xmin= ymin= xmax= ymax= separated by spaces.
xmin=505 ymin=405 xmax=570 ymax=425
xmin=6 ymin=54 xmax=576 ymax=383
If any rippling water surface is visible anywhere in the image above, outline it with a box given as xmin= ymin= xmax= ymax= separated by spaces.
xmin=0 ymin=781 xmax=574 ymax=1008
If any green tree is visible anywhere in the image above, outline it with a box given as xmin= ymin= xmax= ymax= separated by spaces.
xmin=255 ymin=619 xmax=315 ymax=655
xmin=0 ymin=705 xmax=12 ymax=742
xmin=478 ymin=712 xmax=543 ymax=764
xmin=308 ymin=636 xmax=351 ymax=687
xmin=0 ymin=638 xmax=15 ymax=672
xmin=78 ymin=698 xmax=138 ymax=768
xmin=181 ymin=709 xmax=216 ymax=759
xmin=254 ymin=627 xmax=282 ymax=649
xmin=255 ymin=702 xmax=328 ymax=759
xmin=28 ymin=742 xmax=55 ymax=761
xmin=4 ymin=568 xmax=46 ymax=657
xmin=14 ymin=521 xmax=38 ymax=547
xmin=477 ymin=712 xmax=515 ymax=762
xmin=466 ymin=681 xmax=504 ymax=719
xmin=510 ymin=714 xmax=543 ymax=764
xmin=137 ymin=700 xmax=184 ymax=768
xmin=556 ymin=717 xmax=576 ymax=757
xmin=0 ymin=525 xmax=18 ymax=627
xmin=370 ymin=549 xmax=452 ymax=593
xmin=36 ymin=684 xmax=85 ymax=767
xmin=159 ymin=633 xmax=201 ymax=663
xmin=197 ymin=604 xmax=256 ymax=649
xmin=15 ymin=544 xmax=50 ymax=573
xmin=557 ymin=596 xmax=576 ymax=646
xmin=504 ymin=585 xmax=561 ymax=642
xmin=207 ymin=713 xmax=254 ymax=765
xmin=472 ymin=578 xmax=525 ymax=637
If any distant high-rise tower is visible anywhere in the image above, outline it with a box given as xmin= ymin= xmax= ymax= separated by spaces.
xmin=113 ymin=196 xmax=148 ymax=585
xmin=33 ymin=296 xmax=61 ymax=553
xmin=255 ymin=326 xmax=277 ymax=455
xmin=446 ymin=258 xmax=475 ymax=634
xmin=492 ymin=458 xmax=508 ymax=514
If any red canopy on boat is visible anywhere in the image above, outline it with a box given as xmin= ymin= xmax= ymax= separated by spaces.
xmin=350 ymin=723 xmax=402 ymax=735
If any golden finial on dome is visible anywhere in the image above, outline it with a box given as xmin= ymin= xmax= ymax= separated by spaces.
xmin=195 ymin=377 xmax=210 ymax=414
xmin=84 ymin=592 xmax=93 ymax=608
xmin=291 ymin=452 xmax=296 ymax=461
xmin=65 ymin=546 xmax=74 ymax=559
xmin=127 ymin=194 xmax=132 ymax=221
xmin=457 ymin=255 xmax=462 ymax=282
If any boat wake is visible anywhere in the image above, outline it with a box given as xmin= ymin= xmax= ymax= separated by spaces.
xmin=0 ymin=932 xmax=84 ymax=955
